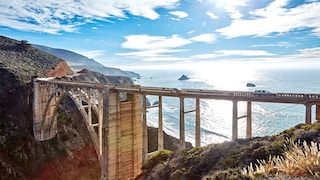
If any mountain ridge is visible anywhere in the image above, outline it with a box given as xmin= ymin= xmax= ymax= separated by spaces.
xmin=33 ymin=44 xmax=140 ymax=79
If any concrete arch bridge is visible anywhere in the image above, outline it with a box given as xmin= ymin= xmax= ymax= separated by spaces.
xmin=33 ymin=78 xmax=320 ymax=179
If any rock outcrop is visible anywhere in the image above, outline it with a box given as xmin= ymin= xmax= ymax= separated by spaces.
xmin=47 ymin=61 xmax=73 ymax=77
xmin=178 ymin=75 xmax=190 ymax=81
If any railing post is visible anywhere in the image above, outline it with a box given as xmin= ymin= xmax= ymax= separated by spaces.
xmin=232 ymin=100 xmax=238 ymax=140
xmin=158 ymin=96 xmax=164 ymax=150
xmin=179 ymin=97 xmax=185 ymax=149
xmin=246 ymin=101 xmax=252 ymax=139
xmin=195 ymin=98 xmax=201 ymax=147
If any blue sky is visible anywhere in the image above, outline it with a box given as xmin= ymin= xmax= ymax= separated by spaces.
xmin=0 ymin=0 xmax=320 ymax=70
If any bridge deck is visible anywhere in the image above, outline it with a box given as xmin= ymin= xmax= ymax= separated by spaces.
xmin=47 ymin=79 xmax=320 ymax=104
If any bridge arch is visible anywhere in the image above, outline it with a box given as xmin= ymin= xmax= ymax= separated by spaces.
xmin=33 ymin=79 xmax=144 ymax=179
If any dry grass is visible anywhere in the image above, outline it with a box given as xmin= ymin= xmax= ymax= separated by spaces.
xmin=242 ymin=139 xmax=320 ymax=179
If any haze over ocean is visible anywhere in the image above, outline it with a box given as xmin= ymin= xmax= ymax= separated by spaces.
xmin=134 ymin=67 xmax=320 ymax=145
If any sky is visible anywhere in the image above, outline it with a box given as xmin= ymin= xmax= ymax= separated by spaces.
xmin=0 ymin=0 xmax=320 ymax=70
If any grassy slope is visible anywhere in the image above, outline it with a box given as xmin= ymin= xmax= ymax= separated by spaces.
xmin=141 ymin=123 xmax=320 ymax=180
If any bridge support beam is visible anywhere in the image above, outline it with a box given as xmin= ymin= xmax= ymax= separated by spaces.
xmin=179 ymin=97 xmax=185 ymax=149
xmin=158 ymin=96 xmax=164 ymax=150
xmin=305 ymin=103 xmax=312 ymax=124
xmin=195 ymin=98 xmax=201 ymax=147
xmin=246 ymin=101 xmax=252 ymax=139
xmin=316 ymin=104 xmax=320 ymax=122
xmin=232 ymin=100 xmax=238 ymax=140
xmin=142 ymin=95 xmax=148 ymax=160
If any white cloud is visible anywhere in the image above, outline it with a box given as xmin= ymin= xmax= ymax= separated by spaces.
xmin=72 ymin=50 xmax=106 ymax=59
xmin=215 ymin=0 xmax=249 ymax=19
xmin=216 ymin=0 xmax=320 ymax=38
xmin=206 ymin=11 xmax=218 ymax=19
xmin=169 ymin=11 xmax=189 ymax=18
xmin=118 ymin=33 xmax=216 ymax=61
xmin=215 ymin=50 xmax=275 ymax=56
xmin=121 ymin=34 xmax=191 ymax=50
xmin=191 ymin=34 xmax=216 ymax=43
xmin=297 ymin=47 xmax=320 ymax=58
xmin=0 ymin=0 xmax=180 ymax=34
xmin=251 ymin=42 xmax=294 ymax=48
xmin=191 ymin=53 xmax=217 ymax=59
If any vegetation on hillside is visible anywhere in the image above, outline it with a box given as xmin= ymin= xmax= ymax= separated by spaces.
xmin=242 ymin=139 xmax=320 ymax=179
xmin=140 ymin=122 xmax=320 ymax=180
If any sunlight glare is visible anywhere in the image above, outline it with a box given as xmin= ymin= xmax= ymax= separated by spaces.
xmin=192 ymin=61 xmax=259 ymax=90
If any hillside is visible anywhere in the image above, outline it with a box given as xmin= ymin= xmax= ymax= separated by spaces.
xmin=140 ymin=122 xmax=320 ymax=180
xmin=33 ymin=44 xmax=140 ymax=79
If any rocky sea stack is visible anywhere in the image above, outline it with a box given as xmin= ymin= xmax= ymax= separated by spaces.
xmin=178 ymin=75 xmax=190 ymax=81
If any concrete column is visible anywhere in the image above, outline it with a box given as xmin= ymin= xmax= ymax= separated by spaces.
xmin=33 ymin=80 xmax=41 ymax=141
xmin=246 ymin=101 xmax=252 ymax=139
xmin=98 ymin=90 xmax=104 ymax=156
xmin=101 ymin=87 xmax=109 ymax=180
xmin=316 ymin=104 xmax=320 ymax=122
xmin=195 ymin=98 xmax=201 ymax=147
xmin=305 ymin=103 xmax=312 ymax=124
xmin=142 ymin=95 xmax=148 ymax=160
xmin=179 ymin=97 xmax=185 ymax=149
xmin=232 ymin=100 xmax=238 ymax=140
xmin=88 ymin=89 xmax=92 ymax=125
xmin=158 ymin=96 xmax=163 ymax=150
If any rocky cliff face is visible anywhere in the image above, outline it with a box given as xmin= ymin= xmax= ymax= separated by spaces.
xmin=47 ymin=61 xmax=73 ymax=77
xmin=0 ymin=36 xmax=120 ymax=179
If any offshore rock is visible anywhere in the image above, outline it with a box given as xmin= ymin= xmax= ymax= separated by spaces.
xmin=178 ymin=75 xmax=190 ymax=81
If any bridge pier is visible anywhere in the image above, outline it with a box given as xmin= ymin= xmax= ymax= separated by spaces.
xmin=179 ymin=97 xmax=186 ymax=149
xmin=246 ymin=101 xmax=252 ymax=139
xmin=232 ymin=101 xmax=252 ymax=140
xmin=142 ymin=95 xmax=148 ymax=160
xmin=305 ymin=103 xmax=312 ymax=124
xmin=232 ymin=100 xmax=238 ymax=140
xmin=195 ymin=98 xmax=201 ymax=147
xmin=316 ymin=104 xmax=320 ymax=122
xmin=104 ymin=91 xmax=143 ymax=179
xmin=158 ymin=96 xmax=164 ymax=150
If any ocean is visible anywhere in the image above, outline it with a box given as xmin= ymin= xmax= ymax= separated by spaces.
xmin=133 ymin=67 xmax=320 ymax=146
